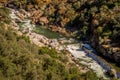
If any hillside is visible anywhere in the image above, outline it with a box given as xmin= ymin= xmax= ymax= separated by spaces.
xmin=1 ymin=0 xmax=119 ymax=64
xmin=0 ymin=15 xmax=100 ymax=80
xmin=0 ymin=6 xmax=104 ymax=80
xmin=0 ymin=0 xmax=120 ymax=80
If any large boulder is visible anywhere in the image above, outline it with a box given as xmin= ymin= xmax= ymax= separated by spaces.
xmin=30 ymin=10 xmax=49 ymax=25
xmin=39 ymin=16 xmax=49 ymax=25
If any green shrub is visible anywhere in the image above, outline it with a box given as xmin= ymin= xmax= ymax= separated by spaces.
xmin=17 ymin=35 xmax=30 ymax=43
xmin=0 ymin=7 xmax=11 ymax=24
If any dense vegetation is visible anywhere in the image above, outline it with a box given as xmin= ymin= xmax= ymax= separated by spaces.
xmin=0 ymin=7 xmax=11 ymax=24
xmin=22 ymin=0 xmax=120 ymax=64
xmin=0 ymin=24 xmax=103 ymax=80
xmin=0 ymin=0 xmax=120 ymax=79
xmin=0 ymin=7 xmax=102 ymax=80
xmin=1 ymin=0 xmax=120 ymax=40
xmin=3 ymin=0 xmax=119 ymax=44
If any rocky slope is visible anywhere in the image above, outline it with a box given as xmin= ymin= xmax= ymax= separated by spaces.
xmin=0 ymin=6 xmax=102 ymax=80
xmin=9 ymin=7 xmax=114 ymax=79
xmin=0 ymin=0 xmax=120 ymax=79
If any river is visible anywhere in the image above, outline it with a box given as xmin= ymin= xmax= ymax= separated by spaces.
xmin=9 ymin=8 xmax=120 ymax=80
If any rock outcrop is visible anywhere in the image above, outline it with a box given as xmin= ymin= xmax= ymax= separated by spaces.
xmin=10 ymin=9 xmax=62 ymax=50
xmin=30 ymin=10 xmax=49 ymax=25
xmin=49 ymin=25 xmax=70 ymax=36
xmin=39 ymin=16 xmax=49 ymax=25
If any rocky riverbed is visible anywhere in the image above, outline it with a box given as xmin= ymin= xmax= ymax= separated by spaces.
xmin=10 ymin=9 xmax=67 ymax=49
xmin=9 ymin=8 xmax=119 ymax=80
xmin=66 ymin=44 xmax=108 ymax=79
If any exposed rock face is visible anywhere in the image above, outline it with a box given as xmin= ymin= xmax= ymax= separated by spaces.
xmin=27 ymin=32 xmax=61 ymax=50
xmin=11 ymin=9 xmax=48 ymax=27
xmin=30 ymin=10 xmax=49 ymax=25
xmin=10 ymin=8 xmax=61 ymax=50
xmin=39 ymin=17 xmax=49 ymax=25
xmin=49 ymin=25 xmax=70 ymax=36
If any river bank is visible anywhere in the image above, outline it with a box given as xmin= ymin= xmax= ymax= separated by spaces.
xmin=9 ymin=8 xmax=120 ymax=80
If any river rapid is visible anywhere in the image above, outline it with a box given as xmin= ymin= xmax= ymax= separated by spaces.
xmin=9 ymin=8 xmax=120 ymax=80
